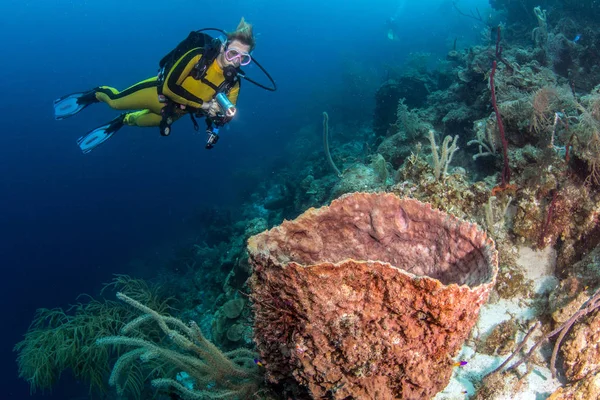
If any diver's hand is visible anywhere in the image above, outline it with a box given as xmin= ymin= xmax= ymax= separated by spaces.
xmin=201 ymin=100 xmax=221 ymax=118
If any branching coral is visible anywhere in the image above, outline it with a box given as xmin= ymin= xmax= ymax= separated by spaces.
xmin=14 ymin=275 xmax=169 ymax=396
xmin=567 ymin=96 xmax=600 ymax=185
xmin=322 ymin=111 xmax=342 ymax=178
xmin=395 ymin=97 xmax=427 ymax=139
xmin=532 ymin=6 xmax=548 ymax=48
xmin=530 ymin=87 xmax=559 ymax=134
xmin=490 ymin=60 xmax=512 ymax=188
xmin=488 ymin=287 xmax=600 ymax=381
xmin=484 ymin=195 xmax=513 ymax=236
xmin=468 ymin=116 xmax=498 ymax=160
xmin=427 ymin=129 xmax=459 ymax=179
xmin=97 ymin=292 xmax=261 ymax=399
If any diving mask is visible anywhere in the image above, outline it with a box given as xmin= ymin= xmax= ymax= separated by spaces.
xmin=225 ymin=48 xmax=252 ymax=66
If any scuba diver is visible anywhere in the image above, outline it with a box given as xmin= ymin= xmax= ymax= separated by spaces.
xmin=54 ymin=18 xmax=276 ymax=153
xmin=385 ymin=16 xmax=401 ymax=41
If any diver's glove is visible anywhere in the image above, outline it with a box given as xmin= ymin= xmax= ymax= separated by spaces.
xmin=201 ymin=100 xmax=221 ymax=118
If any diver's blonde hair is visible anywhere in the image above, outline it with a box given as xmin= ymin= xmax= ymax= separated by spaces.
xmin=227 ymin=17 xmax=256 ymax=51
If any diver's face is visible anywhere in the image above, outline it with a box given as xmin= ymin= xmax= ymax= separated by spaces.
xmin=220 ymin=40 xmax=252 ymax=68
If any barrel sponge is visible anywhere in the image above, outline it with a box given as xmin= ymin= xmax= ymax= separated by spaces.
xmin=247 ymin=192 xmax=498 ymax=399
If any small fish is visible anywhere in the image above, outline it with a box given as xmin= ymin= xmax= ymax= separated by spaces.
xmin=453 ymin=360 xmax=468 ymax=367
xmin=254 ymin=358 xmax=265 ymax=367
xmin=573 ymin=34 xmax=581 ymax=43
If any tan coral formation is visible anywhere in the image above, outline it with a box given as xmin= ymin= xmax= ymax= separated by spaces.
xmin=247 ymin=192 xmax=498 ymax=399
xmin=512 ymin=180 xmax=600 ymax=259
xmin=548 ymin=371 xmax=600 ymax=400
xmin=550 ymin=277 xmax=590 ymax=326
xmin=549 ymin=244 xmax=600 ymax=384
xmin=561 ymin=309 xmax=600 ymax=382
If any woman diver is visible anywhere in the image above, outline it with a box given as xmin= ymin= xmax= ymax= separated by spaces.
xmin=54 ymin=18 xmax=276 ymax=153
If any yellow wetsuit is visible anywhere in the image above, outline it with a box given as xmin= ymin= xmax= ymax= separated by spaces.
xmin=94 ymin=48 xmax=240 ymax=128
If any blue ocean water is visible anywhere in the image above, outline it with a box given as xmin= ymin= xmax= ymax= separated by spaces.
xmin=0 ymin=0 xmax=488 ymax=398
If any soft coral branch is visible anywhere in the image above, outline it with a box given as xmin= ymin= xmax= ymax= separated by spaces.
xmin=495 ymin=25 xmax=514 ymax=73
xmin=490 ymin=60 xmax=511 ymax=187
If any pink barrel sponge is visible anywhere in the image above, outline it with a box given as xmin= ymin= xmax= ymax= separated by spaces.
xmin=247 ymin=192 xmax=498 ymax=399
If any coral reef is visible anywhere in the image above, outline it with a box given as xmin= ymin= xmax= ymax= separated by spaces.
xmin=247 ymin=192 xmax=497 ymax=399
xmin=560 ymin=308 xmax=600 ymax=381
xmin=544 ymin=243 xmax=600 ymax=392
xmin=472 ymin=370 xmax=520 ymax=400
xmin=14 ymin=276 xmax=171 ymax=397
xmin=97 ymin=292 xmax=262 ymax=399
xmin=233 ymin=7 xmax=600 ymax=397
xmin=328 ymin=162 xmax=388 ymax=200
xmin=391 ymin=151 xmax=489 ymax=222
xmin=478 ymin=318 xmax=519 ymax=356
xmin=16 ymin=2 xmax=600 ymax=399
xmin=211 ymin=298 xmax=253 ymax=348
xmin=548 ymin=371 xmax=600 ymax=399
xmin=373 ymin=74 xmax=436 ymax=138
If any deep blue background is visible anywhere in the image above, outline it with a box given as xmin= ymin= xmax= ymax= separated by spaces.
xmin=0 ymin=0 xmax=489 ymax=397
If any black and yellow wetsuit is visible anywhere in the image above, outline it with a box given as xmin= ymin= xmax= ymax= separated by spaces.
xmin=94 ymin=48 xmax=240 ymax=128
xmin=55 ymin=29 xmax=275 ymax=153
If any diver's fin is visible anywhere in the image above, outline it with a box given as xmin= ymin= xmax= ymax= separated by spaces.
xmin=387 ymin=29 xmax=395 ymax=40
xmin=77 ymin=114 xmax=125 ymax=154
xmin=54 ymin=89 xmax=98 ymax=120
